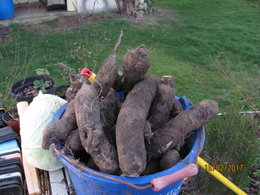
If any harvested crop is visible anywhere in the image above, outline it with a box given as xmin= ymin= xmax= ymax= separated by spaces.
xmin=64 ymin=129 xmax=84 ymax=152
xmin=87 ymin=158 xmax=100 ymax=171
xmin=112 ymin=71 xmax=124 ymax=92
xmin=100 ymin=89 xmax=121 ymax=145
xmin=100 ymin=89 xmax=121 ymax=129
xmin=75 ymin=84 xmax=119 ymax=174
xmin=149 ymin=76 xmax=175 ymax=130
xmin=142 ymin=159 xmax=161 ymax=175
xmin=74 ymin=32 xmax=123 ymax=174
xmin=160 ymin=150 xmax=180 ymax=170
xmin=92 ymin=31 xmax=123 ymax=97
xmin=116 ymin=76 xmax=159 ymax=176
xmin=123 ymin=45 xmax=149 ymax=94
xmin=65 ymin=76 xmax=89 ymax=102
xmin=42 ymin=36 xmax=219 ymax=178
xmin=146 ymin=100 xmax=219 ymax=159
xmin=42 ymin=100 xmax=77 ymax=149
xmin=170 ymin=99 xmax=184 ymax=118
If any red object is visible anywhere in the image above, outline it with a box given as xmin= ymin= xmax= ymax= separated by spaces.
xmin=80 ymin=68 xmax=93 ymax=79
xmin=151 ymin=163 xmax=198 ymax=191
xmin=4 ymin=120 xmax=20 ymax=135
xmin=2 ymin=109 xmax=20 ymax=135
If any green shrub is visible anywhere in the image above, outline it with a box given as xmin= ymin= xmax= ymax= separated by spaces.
xmin=193 ymin=89 xmax=258 ymax=194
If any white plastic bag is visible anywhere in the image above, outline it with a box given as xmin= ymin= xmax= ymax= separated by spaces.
xmin=20 ymin=92 xmax=67 ymax=171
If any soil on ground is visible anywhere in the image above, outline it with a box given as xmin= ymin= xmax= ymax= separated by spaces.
xmin=2 ymin=2 xmax=179 ymax=36
xmin=0 ymin=2 xmax=178 ymax=43
xmin=22 ymin=6 xmax=178 ymax=33
xmin=0 ymin=25 xmax=12 ymax=43
xmin=18 ymin=80 xmax=54 ymax=97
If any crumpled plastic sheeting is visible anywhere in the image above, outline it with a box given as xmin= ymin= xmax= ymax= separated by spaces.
xmin=20 ymin=92 xmax=67 ymax=171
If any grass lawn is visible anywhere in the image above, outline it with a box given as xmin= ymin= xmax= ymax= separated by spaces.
xmin=0 ymin=0 xmax=259 ymax=193
xmin=0 ymin=0 xmax=259 ymax=110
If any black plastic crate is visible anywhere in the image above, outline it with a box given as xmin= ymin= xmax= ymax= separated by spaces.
xmin=0 ymin=126 xmax=19 ymax=144
xmin=0 ymin=172 xmax=24 ymax=195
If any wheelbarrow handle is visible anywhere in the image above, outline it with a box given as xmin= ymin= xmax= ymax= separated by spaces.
xmin=151 ymin=163 xmax=198 ymax=191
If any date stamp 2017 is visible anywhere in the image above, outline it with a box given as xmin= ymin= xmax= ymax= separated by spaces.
xmin=204 ymin=164 xmax=244 ymax=172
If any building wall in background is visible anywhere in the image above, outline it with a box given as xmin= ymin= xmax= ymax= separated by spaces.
xmin=76 ymin=0 xmax=118 ymax=14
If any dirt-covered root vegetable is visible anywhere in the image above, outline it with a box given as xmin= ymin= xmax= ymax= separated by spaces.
xmin=144 ymin=121 xmax=153 ymax=142
xmin=100 ymin=89 xmax=121 ymax=129
xmin=103 ymin=126 xmax=116 ymax=146
xmin=92 ymin=55 xmax=118 ymax=97
xmin=75 ymin=83 xmax=119 ymax=174
xmin=123 ymin=45 xmax=149 ymax=82
xmin=42 ymin=100 xmax=77 ymax=149
xmin=66 ymin=76 xmax=89 ymax=102
xmin=112 ymin=71 xmax=124 ymax=92
xmin=123 ymin=45 xmax=150 ymax=94
xmin=161 ymin=76 xmax=175 ymax=88
xmin=142 ymin=159 xmax=161 ymax=175
xmin=146 ymin=100 xmax=219 ymax=159
xmin=160 ymin=150 xmax=180 ymax=170
xmin=149 ymin=76 xmax=175 ymax=130
xmin=116 ymin=76 xmax=159 ymax=176
xmin=92 ymin=31 xmax=123 ymax=97
xmin=170 ymin=99 xmax=184 ymax=118
xmin=99 ymin=89 xmax=121 ymax=146
xmin=87 ymin=158 xmax=100 ymax=171
xmin=64 ymin=129 xmax=84 ymax=153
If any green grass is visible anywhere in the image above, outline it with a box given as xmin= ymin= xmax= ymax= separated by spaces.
xmin=1 ymin=0 xmax=259 ymax=109
xmin=41 ymin=18 xmax=59 ymax=27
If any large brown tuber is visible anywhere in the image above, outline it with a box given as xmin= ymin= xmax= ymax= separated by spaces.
xmin=75 ymin=84 xmax=119 ymax=174
xmin=160 ymin=150 xmax=180 ymax=170
xmin=146 ymin=100 xmax=219 ymax=159
xmin=100 ymin=89 xmax=121 ymax=129
xmin=92 ymin=31 xmax=123 ymax=97
xmin=116 ymin=76 xmax=159 ymax=176
xmin=100 ymin=89 xmax=121 ymax=146
xmin=123 ymin=45 xmax=150 ymax=94
xmin=92 ymin=56 xmax=117 ymax=97
xmin=170 ymin=99 xmax=184 ymax=118
xmin=149 ymin=76 xmax=175 ymax=130
xmin=66 ymin=75 xmax=90 ymax=102
xmin=112 ymin=71 xmax=124 ymax=92
xmin=64 ymin=129 xmax=84 ymax=153
xmin=74 ymin=32 xmax=124 ymax=174
xmin=87 ymin=158 xmax=100 ymax=171
xmin=42 ymin=100 xmax=77 ymax=149
xmin=57 ymin=63 xmax=90 ymax=102
xmin=142 ymin=159 xmax=161 ymax=175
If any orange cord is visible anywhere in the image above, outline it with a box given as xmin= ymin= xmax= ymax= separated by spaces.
xmin=53 ymin=145 xmax=152 ymax=190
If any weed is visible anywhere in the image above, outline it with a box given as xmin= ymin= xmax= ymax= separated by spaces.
xmin=192 ymin=88 xmax=259 ymax=194
xmin=33 ymin=79 xmax=52 ymax=93
xmin=41 ymin=18 xmax=59 ymax=27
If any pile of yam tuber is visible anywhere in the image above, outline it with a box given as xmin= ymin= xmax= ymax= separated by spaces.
xmin=42 ymin=32 xmax=219 ymax=176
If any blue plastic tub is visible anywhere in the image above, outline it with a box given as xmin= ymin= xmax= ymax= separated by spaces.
xmin=53 ymin=96 xmax=205 ymax=195
xmin=0 ymin=0 xmax=14 ymax=20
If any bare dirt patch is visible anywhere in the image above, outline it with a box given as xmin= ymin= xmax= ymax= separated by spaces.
xmin=20 ymin=14 xmax=107 ymax=33
xmin=19 ymin=12 xmax=128 ymax=34
xmin=132 ymin=6 xmax=180 ymax=28
xmin=18 ymin=5 xmax=178 ymax=33
xmin=0 ymin=24 xmax=12 ymax=43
